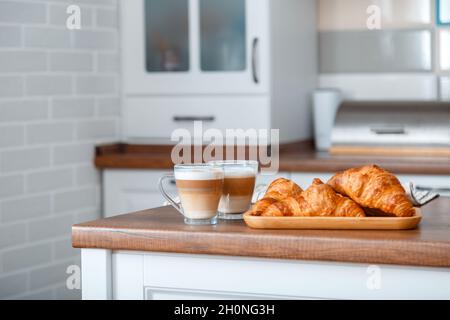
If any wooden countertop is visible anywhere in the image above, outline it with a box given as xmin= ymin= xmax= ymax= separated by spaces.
xmin=94 ymin=141 xmax=450 ymax=175
xmin=72 ymin=197 xmax=450 ymax=268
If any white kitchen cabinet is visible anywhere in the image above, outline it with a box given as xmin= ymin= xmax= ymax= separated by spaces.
xmin=103 ymin=169 xmax=173 ymax=217
xmin=121 ymin=0 xmax=317 ymax=143
xmin=122 ymin=0 xmax=270 ymax=95
xmin=123 ymin=95 xmax=271 ymax=140
xmin=82 ymin=250 xmax=450 ymax=300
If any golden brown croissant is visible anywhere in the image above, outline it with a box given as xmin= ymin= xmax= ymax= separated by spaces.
xmin=262 ymin=179 xmax=365 ymax=217
xmin=248 ymin=197 xmax=279 ymax=216
xmin=327 ymin=165 xmax=415 ymax=217
xmin=248 ymin=178 xmax=302 ymax=216
xmin=263 ymin=178 xmax=303 ymax=201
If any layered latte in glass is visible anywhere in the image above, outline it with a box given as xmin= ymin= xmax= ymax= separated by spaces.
xmin=159 ymin=164 xmax=224 ymax=225
xmin=209 ymin=160 xmax=258 ymax=220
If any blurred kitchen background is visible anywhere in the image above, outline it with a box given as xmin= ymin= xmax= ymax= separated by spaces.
xmin=0 ymin=0 xmax=449 ymax=299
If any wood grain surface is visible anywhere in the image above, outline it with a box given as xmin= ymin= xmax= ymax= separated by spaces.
xmin=72 ymin=197 xmax=450 ymax=268
xmin=94 ymin=141 xmax=450 ymax=174
xmin=330 ymin=146 xmax=450 ymax=157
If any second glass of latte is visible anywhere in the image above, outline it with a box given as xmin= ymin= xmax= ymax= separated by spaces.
xmin=208 ymin=160 xmax=258 ymax=220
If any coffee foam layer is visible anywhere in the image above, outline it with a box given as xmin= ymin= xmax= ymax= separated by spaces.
xmin=175 ymin=169 xmax=223 ymax=181
xmin=223 ymin=167 xmax=256 ymax=178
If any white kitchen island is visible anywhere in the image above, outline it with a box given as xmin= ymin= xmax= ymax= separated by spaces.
xmin=73 ymin=200 xmax=450 ymax=300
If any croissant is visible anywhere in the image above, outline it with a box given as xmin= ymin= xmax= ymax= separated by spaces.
xmin=248 ymin=178 xmax=302 ymax=215
xmin=262 ymin=179 xmax=365 ymax=217
xmin=248 ymin=197 xmax=279 ymax=216
xmin=327 ymin=165 xmax=415 ymax=217
xmin=263 ymin=178 xmax=303 ymax=201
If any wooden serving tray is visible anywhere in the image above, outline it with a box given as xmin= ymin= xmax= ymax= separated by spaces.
xmin=243 ymin=208 xmax=422 ymax=230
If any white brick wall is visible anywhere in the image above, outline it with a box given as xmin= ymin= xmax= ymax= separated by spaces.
xmin=0 ymin=0 xmax=121 ymax=299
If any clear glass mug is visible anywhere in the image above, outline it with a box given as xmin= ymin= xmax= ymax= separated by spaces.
xmin=158 ymin=164 xmax=224 ymax=225
xmin=208 ymin=160 xmax=259 ymax=220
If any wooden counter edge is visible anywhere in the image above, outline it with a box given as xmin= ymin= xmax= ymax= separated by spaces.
xmin=72 ymin=225 xmax=450 ymax=269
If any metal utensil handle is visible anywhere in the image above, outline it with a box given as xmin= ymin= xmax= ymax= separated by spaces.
xmin=415 ymin=185 xmax=450 ymax=193
xmin=173 ymin=116 xmax=215 ymax=122
xmin=409 ymin=182 xmax=440 ymax=207
xmin=158 ymin=173 xmax=183 ymax=214
xmin=254 ymin=184 xmax=267 ymax=202
xmin=252 ymin=38 xmax=259 ymax=84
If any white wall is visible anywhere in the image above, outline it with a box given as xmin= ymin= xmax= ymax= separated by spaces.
xmin=0 ymin=0 xmax=120 ymax=299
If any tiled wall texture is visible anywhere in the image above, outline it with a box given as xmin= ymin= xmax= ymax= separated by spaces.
xmin=0 ymin=0 xmax=120 ymax=299
xmin=318 ymin=0 xmax=450 ymax=101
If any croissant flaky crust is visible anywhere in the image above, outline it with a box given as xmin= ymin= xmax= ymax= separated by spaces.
xmin=327 ymin=165 xmax=415 ymax=217
xmin=261 ymin=179 xmax=365 ymax=217
xmin=263 ymin=178 xmax=303 ymax=201
xmin=249 ymin=197 xmax=279 ymax=216
xmin=248 ymin=178 xmax=303 ymax=216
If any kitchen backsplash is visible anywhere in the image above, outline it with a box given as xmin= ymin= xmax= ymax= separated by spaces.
xmin=319 ymin=30 xmax=432 ymax=73
xmin=318 ymin=0 xmax=450 ymax=101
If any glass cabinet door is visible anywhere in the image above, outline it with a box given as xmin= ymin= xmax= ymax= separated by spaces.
xmin=199 ymin=0 xmax=247 ymax=72
xmin=144 ymin=0 xmax=190 ymax=72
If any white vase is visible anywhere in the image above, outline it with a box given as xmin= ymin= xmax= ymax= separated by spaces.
xmin=313 ymin=88 xmax=342 ymax=151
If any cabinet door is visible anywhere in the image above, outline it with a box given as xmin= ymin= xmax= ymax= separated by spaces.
xmin=121 ymin=0 xmax=269 ymax=95
xmin=103 ymin=170 xmax=176 ymax=217
xmin=144 ymin=0 xmax=190 ymax=73
xmin=195 ymin=0 xmax=269 ymax=94
xmin=122 ymin=0 xmax=191 ymax=95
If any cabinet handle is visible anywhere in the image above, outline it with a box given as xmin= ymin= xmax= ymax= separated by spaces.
xmin=371 ymin=127 xmax=406 ymax=135
xmin=173 ymin=116 xmax=215 ymax=122
xmin=252 ymin=37 xmax=259 ymax=84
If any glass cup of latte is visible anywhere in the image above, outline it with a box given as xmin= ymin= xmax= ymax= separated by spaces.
xmin=208 ymin=160 xmax=258 ymax=220
xmin=158 ymin=164 xmax=224 ymax=225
